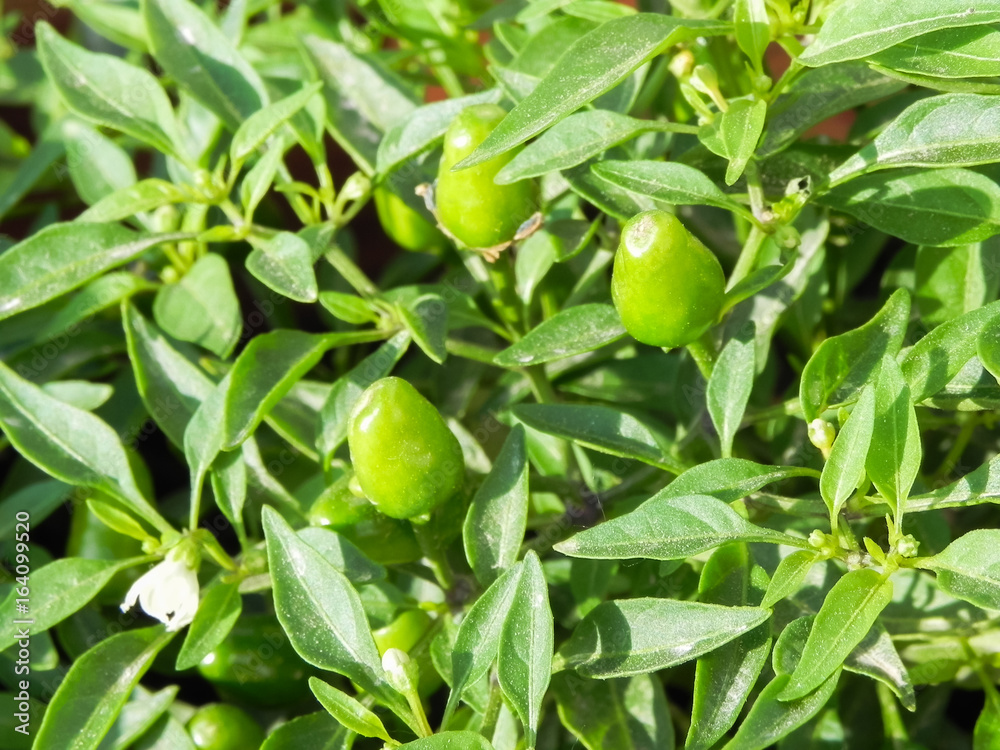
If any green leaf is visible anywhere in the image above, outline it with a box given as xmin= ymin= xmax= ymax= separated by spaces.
xmin=498 ymin=550 xmax=553 ymax=749
xmin=246 ymin=232 xmax=319 ymax=304
xmin=259 ymin=712 xmax=351 ymax=750
xmin=123 ymin=304 xmax=213 ymax=448
xmin=916 ymin=243 xmax=999 ymax=328
xmin=88 ymin=498 xmax=154 ymax=543
xmin=552 ymin=672 xmax=674 ymax=750
xmin=869 ymin=26 xmax=1000 ymax=79
xmin=464 ymin=425 xmax=529 ymax=586
xmin=231 ymin=81 xmax=322 ymax=163
xmin=559 ymin=598 xmax=771 ymax=678
xmin=0 ymin=222 xmax=184 ymax=323
xmin=79 ymin=179 xmax=197 ymax=224
xmin=33 ymin=627 xmax=173 ymax=750
xmin=316 ymin=332 xmax=410 ymax=465
xmin=761 ymin=550 xmax=820 ymax=610
xmin=721 ymin=260 xmax=794 ymax=314
xmin=866 ymin=355 xmax=921 ymax=511
xmin=496 ymin=111 xmax=671 ymax=183
xmin=759 ymin=63 xmax=905 ymax=157
xmin=512 ymin=403 xmax=683 ymax=473
xmin=297 ymin=526 xmax=387 ymax=584
xmin=687 ymin=545 xmax=771 ymax=750
xmin=664 ymin=459 xmax=818 ymax=502
xmin=0 ymin=480 xmax=70 ymax=539
xmin=902 ymin=299 xmax=1000 ymax=402
xmin=376 ymin=88 xmax=504 ymax=175
xmin=0 ymin=556 xmax=149 ymax=650
xmin=721 ymin=671 xmax=840 ymax=750
xmin=241 ymin=134 xmax=289 ymax=214
xmin=305 ymin=35 xmax=419 ymax=174
xmin=0 ymin=361 xmax=170 ymax=533
xmin=831 ymin=95 xmax=1000 ymax=185
xmin=592 ymin=160 xmax=747 ymax=214
xmin=699 ymin=98 xmax=767 ymax=185
xmin=555 ymin=491 xmax=803 ymax=561
xmin=63 ymin=121 xmax=136 ymax=207
xmin=40 ymin=272 xmax=155 ymax=339
xmin=143 ymin=0 xmax=268 ymax=131
xmin=309 ymin=677 xmax=394 ymax=743
xmin=818 ymin=168 xmax=1000 ymax=247
xmin=921 ymin=529 xmax=1000 ymax=609
xmin=494 ymin=303 xmax=626 ymax=367
xmin=820 ymin=385 xmax=876 ymax=518
xmin=398 ymin=293 xmax=448 ymax=364
xmin=799 ymin=288 xmax=910 ymax=420
xmin=458 ymin=14 xmax=727 ymax=168
xmin=175 ymin=580 xmax=242 ymax=671
xmin=780 ymin=568 xmax=893 ymax=700
xmin=153 ymin=254 xmax=241 ymax=359
xmin=398 ymin=733 xmax=494 ymax=750
xmin=797 ymin=0 xmax=1000 ymax=67
xmin=35 ymin=22 xmax=182 ymax=159
xmin=734 ymin=0 xmax=769 ymax=69
xmin=444 ymin=562 xmax=522 ymax=727
xmin=844 ymin=620 xmax=915 ymax=712
xmin=101 ymin=686 xmax=178 ymax=750
xmin=980 ymin=319 xmax=1000 ymax=384
xmin=261 ymin=507 xmax=406 ymax=715
xmin=975 ymin=692 xmax=1000 ymax=750
xmin=43 ymin=380 xmax=114 ymax=411
xmin=906 ymin=453 xmax=1000 ymax=512
xmin=707 ymin=326 xmax=756 ymax=458
xmin=223 ymin=330 xmax=383 ymax=450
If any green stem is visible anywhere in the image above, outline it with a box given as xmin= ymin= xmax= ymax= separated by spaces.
xmin=727 ymin=225 xmax=768 ymax=291
xmin=651 ymin=121 xmax=702 ymax=136
xmin=525 ymin=365 xmax=558 ymax=404
xmin=876 ymin=683 xmax=909 ymax=749
xmin=445 ymin=338 xmax=501 ymax=364
xmin=479 ymin=676 xmax=503 ymax=741
xmin=412 ymin=522 xmax=454 ymax=591
xmin=324 ymin=245 xmax=380 ymax=298
xmin=486 ymin=254 xmax=524 ymax=337
xmin=315 ymin=161 xmax=337 ymax=221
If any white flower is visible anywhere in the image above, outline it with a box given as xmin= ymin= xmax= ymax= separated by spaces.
xmin=121 ymin=557 xmax=200 ymax=631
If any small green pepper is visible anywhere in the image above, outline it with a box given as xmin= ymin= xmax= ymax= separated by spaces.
xmin=197 ymin=614 xmax=312 ymax=707
xmin=436 ymin=103 xmax=537 ymax=249
xmin=308 ymin=476 xmax=423 ymax=565
xmin=187 ymin=704 xmax=265 ymax=750
xmin=374 ymin=186 xmax=445 ymax=252
xmin=611 ymin=210 xmax=725 ymax=349
xmin=348 ymin=377 xmax=464 ymax=520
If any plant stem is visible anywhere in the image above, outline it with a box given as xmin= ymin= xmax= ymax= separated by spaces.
xmin=727 ymin=225 xmax=768 ymax=291
xmin=525 ymin=365 xmax=558 ymax=404
xmin=876 ymin=682 xmax=909 ymax=750
xmin=324 ymin=245 xmax=380 ymax=298
xmin=479 ymin=676 xmax=503 ymax=741
xmin=445 ymin=338 xmax=501 ymax=364
xmin=413 ymin=522 xmax=455 ymax=591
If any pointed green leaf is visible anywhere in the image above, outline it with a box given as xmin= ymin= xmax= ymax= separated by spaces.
xmin=465 ymin=425 xmax=529 ymax=586
xmin=0 ymin=556 xmax=150 ymax=650
xmin=592 ymin=160 xmax=746 ymax=214
xmin=560 ymin=598 xmax=771 ymax=678
xmin=866 ymin=355 xmax=921 ymax=511
xmin=820 ymin=385 xmax=876 ymax=518
xmin=844 ymin=620 xmax=915 ymax=712
xmin=0 ymin=361 xmax=170 ymax=533
xmin=175 ymin=581 xmax=242 ymax=671
xmin=664 ymin=459 xmax=818 ymax=503
xmin=398 ymin=293 xmax=448 ymax=364
xmin=153 ymin=254 xmax=241 ymax=359
xmin=798 ymin=0 xmax=1000 ymax=67
xmin=699 ymin=98 xmax=767 ymax=185
xmin=498 ymin=550 xmax=553 ymax=749
xmin=799 ymin=288 xmax=910 ymax=420
xmin=780 ymin=568 xmax=893 ymax=701
xmin=458 ymin=14 xmax=727 ymax=168
xmin=494 ymin=303 xmax=626 ymax=367
xmin=309 ymin=677 xmax=394 ymax=743
xmin=555 ymin=491 xmax=805 ymax=561
xmin=734 ymin=0 xmax=769 ymax=69
xmin=0 ymin=223 xmax=185 ymax=323
xmin=33 ymin=627 xmax=174 ymax=750
xmin=143 ymin=0 xmax=268 ymax=131
xmin=707 ymin=327 xmax=756 ymax=458
xmin=761 ymin=551 xmax=820 ymax=610
xmin=246 ymin=232 xmax=319 ymax=304
xmin=261 ymin=507 xmax=406 ymax=716
xmin=231 ymin=81 xmax=322 ymax=163
xmin=921 ymin=529 xmax=1000 ymax=609
xmin=36 ymin=22 xmax=182 ymax=158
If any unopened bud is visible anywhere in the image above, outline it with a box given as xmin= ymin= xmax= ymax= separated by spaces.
xmin=808 ymin=419 xmax=835 ymax=455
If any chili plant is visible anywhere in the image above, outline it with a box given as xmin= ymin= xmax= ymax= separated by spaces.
xmin=3 ymin=0 xmax=1000 ymax=749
